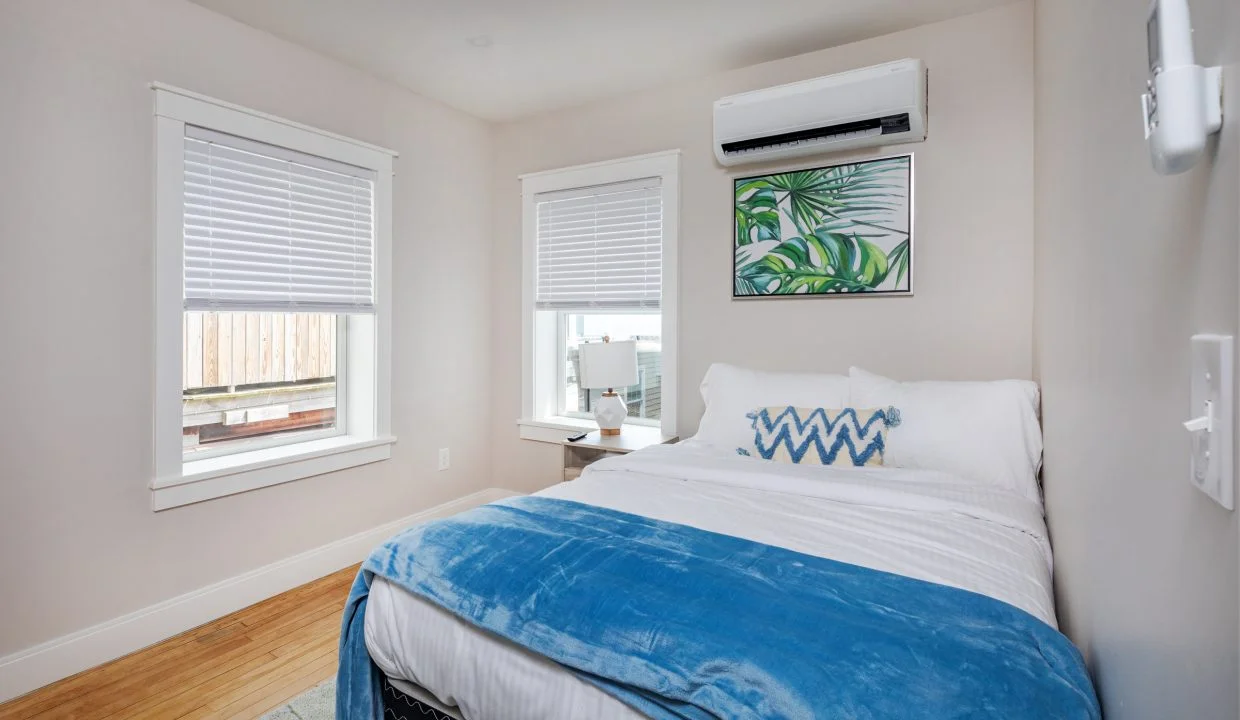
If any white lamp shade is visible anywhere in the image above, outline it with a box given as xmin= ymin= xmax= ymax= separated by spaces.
xmin=580 ymin=340 xmax=639 ymax=390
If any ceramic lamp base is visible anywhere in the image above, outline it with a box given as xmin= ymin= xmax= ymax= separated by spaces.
xmin=594 ymin=391 xmax=628 ymax=436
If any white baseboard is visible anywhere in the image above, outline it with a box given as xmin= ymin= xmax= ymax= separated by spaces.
xmin=0 ymin=487 xmax=519 ymax=704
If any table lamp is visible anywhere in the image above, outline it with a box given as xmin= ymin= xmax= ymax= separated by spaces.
xmin=579 ymin=337 xmax=639 ymax=436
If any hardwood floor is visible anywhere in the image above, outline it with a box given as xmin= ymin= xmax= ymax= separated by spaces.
xmin=0 ymin=564 xmax=358 ymax=720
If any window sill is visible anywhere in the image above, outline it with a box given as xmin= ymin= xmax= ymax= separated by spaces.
xmin=518 ymin=417 xmax=597 ymax=444
xmin=517 ymin=417 xmax=665 ymax=444
xmin=151 ymin=435 xmax=397 ymax=511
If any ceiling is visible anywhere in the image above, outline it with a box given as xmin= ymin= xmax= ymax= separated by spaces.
xmin=190 ymin=0 xmax=1013 ymax=122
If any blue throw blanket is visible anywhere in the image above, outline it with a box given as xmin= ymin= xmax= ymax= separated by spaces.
xmin=338 ymin=497 xmax=1099 ymax=719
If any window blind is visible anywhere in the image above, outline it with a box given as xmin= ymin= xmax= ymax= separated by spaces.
xmin=182 ymin=126 xmax=376 ymax=314
xmin=535 ymin=177 xmax=662 ymax=310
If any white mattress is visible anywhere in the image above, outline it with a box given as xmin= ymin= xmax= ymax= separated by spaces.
xmin=365 ymin=441 xmax=1056 ymax=720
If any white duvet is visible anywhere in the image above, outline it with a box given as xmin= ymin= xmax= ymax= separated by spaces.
xmin=364 ymin=442 xmax=1057 ymax=720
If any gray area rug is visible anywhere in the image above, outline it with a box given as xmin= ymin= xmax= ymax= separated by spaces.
xmin=260 ymin=678 xmax=335 ymax=720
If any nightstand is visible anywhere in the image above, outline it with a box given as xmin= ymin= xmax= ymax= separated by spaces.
xmin=561 ymin=425 xmax=677 ymax=481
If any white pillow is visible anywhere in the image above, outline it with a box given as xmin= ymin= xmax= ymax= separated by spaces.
xmin=848 ymin=367 xmax=1043 ymax=500
xmin=695 ymin=363 xmax=850 ymax=452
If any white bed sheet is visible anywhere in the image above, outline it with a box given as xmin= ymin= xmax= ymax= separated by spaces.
xmin=365 ymin=441 xmax=1057 ymax=720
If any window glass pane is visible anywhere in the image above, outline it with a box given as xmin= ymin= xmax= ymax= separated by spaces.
xmin=182 ymin=312 xmax=340 ymax=457
xmin=565 ymin=313 xmax=661 ymax=422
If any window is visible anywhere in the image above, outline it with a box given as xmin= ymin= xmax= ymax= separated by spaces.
xmin=152 ymin=84 xmax=395 ymax=510
xmin=182 ymin=312 xmax=342 ymax=459
xmin=519 ymin=152 xmax=679 ymax=440
xmin=563 ymin=313 xmax=662 ymax=425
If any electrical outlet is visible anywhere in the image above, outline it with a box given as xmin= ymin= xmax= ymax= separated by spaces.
xmin=438 ymin=448 xmax=450 ymax=471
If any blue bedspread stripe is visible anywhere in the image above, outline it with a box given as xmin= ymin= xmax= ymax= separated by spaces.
xmin=338 ymin=496 xmax=1099 ymax=719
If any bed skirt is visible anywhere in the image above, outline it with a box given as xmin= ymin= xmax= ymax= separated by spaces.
xmin=381 ymin=676 xmax=465 ymax=720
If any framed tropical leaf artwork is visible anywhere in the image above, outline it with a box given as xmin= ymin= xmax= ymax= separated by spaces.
xmin=733 ymin=154 xmax=913 ymax=298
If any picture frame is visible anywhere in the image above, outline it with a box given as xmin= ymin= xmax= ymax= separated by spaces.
xmin=733 ymin=153 xmax=914 ymax=298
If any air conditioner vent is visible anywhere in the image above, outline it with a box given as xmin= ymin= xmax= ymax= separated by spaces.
xmin=721 ymin=113 xmax=912 ymax=158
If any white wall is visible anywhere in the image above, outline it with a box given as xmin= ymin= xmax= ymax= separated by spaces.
xmin=0 ymin=0 xmax=492 ymax=661
xmin=1034 ymin=0 xmax=1239 ymax=717
xmin=489 ymin=3 xmax=1036 ymax=491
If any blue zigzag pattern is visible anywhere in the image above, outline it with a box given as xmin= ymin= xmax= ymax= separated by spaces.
xmin=743 ymin=406 xmax=900 ymax=466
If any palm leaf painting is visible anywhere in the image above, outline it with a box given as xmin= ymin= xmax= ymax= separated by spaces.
xmin=734 ymin=155 xmax=912 ymax=297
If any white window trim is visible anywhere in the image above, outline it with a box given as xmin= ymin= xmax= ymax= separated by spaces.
xmin=518 ymin=150 xmax=680 ymax=442
xmin=151 ymin=83 xmax=396 ymax=510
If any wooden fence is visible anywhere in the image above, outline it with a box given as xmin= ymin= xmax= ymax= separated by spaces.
xmin=183 ymin=312 xmax=337 ymax=391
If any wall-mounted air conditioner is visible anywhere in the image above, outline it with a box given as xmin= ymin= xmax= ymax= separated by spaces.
xmin=713 ymin=59 xmax=927 ymax=166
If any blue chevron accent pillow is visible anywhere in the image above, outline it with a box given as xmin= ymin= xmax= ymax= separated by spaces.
xmin=739 ymin=406 xmax=902 ymax=467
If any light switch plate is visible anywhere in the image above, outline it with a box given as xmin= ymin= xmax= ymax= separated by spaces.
xmin=1189 ymin=334 xmax=1233 ymax=510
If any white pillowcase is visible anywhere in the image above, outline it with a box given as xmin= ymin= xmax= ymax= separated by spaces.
xmin=695 ymin=363 xmax=850 ymax=453
xmin=848 ymin=367 xmax=1043 ymax=501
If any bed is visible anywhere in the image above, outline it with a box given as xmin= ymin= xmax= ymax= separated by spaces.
xmin=339 ymin=365 xmax=1098 ymax=719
